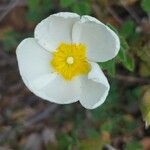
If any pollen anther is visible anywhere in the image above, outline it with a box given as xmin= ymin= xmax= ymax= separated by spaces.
xmin=51 ymin=43 xmax=90 ymax=80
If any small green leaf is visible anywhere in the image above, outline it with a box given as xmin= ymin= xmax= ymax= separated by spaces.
xmin=125 ymin=55 xmax=135 ymax=72
xmin=120 ymin=20 xmax=135 ymax=39
xmin=140 ymin=87 xmax=150 ymax=128
xmin=107 ymin=24 xmax=119 ymax=35
xmin=141 ymin=0 xmax=150 ymax=13
xmin=118 ymin=48 xmax=127 ymax=62
xmin=120 ymin=36 xmax=129 ymax=51
xmin=58 ymin=134 xmax=72 ymax=150
xmin=99 ymin=59 xmax=116 ymax=77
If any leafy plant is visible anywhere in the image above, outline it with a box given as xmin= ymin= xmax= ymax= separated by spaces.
xmin=141 ymin=0 xmax=150 ymax=13
xmin=60 ymin=0 xmax=92 ymax=15
xmin=27 ymin=0 xmax=53 ymax=22
xmin=125 ymin=140 xmax=143 ymax=150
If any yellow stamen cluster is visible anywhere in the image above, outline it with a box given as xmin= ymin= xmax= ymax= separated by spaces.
xmin=51 ymin=43 xmax=91 ymax=80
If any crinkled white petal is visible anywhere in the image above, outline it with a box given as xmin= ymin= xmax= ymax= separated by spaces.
xmin=37 ymin=75 xmax=81 ymax=104
xmin=79 ymin=62 xmax=110 ymax=109
xmin=35 ymin=12 xmax=80 ymax=52
xmin=16 ymin=38 xmax=55 ymax=92
xmin=72 ymin=15 xmax=120 ymax=62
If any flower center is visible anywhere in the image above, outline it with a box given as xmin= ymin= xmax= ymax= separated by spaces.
xmin=66 ymin=56 xmax=74 ymax=64
xmin=51 ymin=43 xmax=91 ymax=80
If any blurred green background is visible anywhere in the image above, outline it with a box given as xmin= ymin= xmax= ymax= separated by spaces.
xmin=0 ymin=0 xmax=150 ymax=149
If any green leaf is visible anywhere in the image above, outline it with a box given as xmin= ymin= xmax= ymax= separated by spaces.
xmin=120 ymin=36 xmax=129 ymax=51
xmin=99 ymin=59 xmax=116 ymax=77
xmin=107 ymin=24 xmax=135 ymax=72
xmin=124 ymin=55 xmax=135 ymax=72
xmin=60 ymin=0 xmax=74 ymax=7
xmin=120 ymin=20 xmax=136 ymax=39
xmin=107 ymin=24 xmax=119 ymax=35
xmin=117 ymin=36 xmax=135 ymax=72
xmin=141 ymin=0 xmax=150 ymax=13
xmin=140 ymin=87 xmax=150 ymax=127
xmin=58 ymin=134 xmax=72 ymax=150
xmin=118 ymin=48 xmax=126 ymax=62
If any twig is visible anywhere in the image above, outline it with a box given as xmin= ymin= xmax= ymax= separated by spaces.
xmin=0 ymin=0 xmax=27 ymax=22
xmin=24 ymin=104 xmax=58 ymax=127
xmin=92 ymin=1 xmax=102 ymax=20
xmin=107 ymin=6 xmax=123 ymax=24
xmin=0 ymin=104 xmax=58 ymax=143
xmin=115 ymin=74 xmax=150 ymax=85
xmin=123 ymin=5 xmax=141 ymax=24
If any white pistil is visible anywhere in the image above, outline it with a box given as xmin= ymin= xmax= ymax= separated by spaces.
xmin=67 ymin=56 xmax=74 ymax=64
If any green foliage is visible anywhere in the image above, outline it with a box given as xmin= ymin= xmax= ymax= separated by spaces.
xmin=136 ymin=44 xmax=150 ymax=77
xmin=140 ymin=87 xmax=150 ymax=127
xmin=79 ymin=138 xmax=106 ymax=150
xmin=120 ymin=20 xmax=136 ymax=39
xmin=125 ymin=140 xmax=143 ymax=150
xmin=2 ymin=31 xmax=29 ymax=52
xmin=100 ymin=115 xmax=138 ymax=135
xmin=72 ymin=1 xmax=91 ymax=15
xmin=118 ymin=36 xmax=135 ymax=72
xmin=99 ymin=23 xmax=135 ymax=77
xmin=91 ymin=82 xmax=140 ymax=137
xmin=141 ymin=0 xmax=150 ymax=13
xmin=85 ymin=128 xmax=100 ymax=139
xmin=60 ymin=0 xmax=91 ymax=15
xmin=100 ymin=59 xmax=116 ymax=77
xmin=60 ymin=0 xmax=74 ymax=7
xmin=2 ymin=31 xmax=18 ymax=52
xmin=57 ymin=130 xmax=79 ymax=150
xmin=27 ymin=0 xmax=53 ymax=22
xmin=57 ymin=134 xmax=73 ymax=150
xmin=124 ymin=55 xmax=135 ymax=71
xmin=91 ymin=81 xmax=120 ymax=121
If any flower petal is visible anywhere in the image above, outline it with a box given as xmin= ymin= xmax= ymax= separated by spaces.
xmin=16 ymin=38 xmax=54 ymax=90
xmin=35 ymin=75 xmax=81 ymax=104
xmin=79 ymin=62 xmax=110 ymax=109
xmin=72 ymin=15 xmax=120 ymax=62
xmin=16 ymin=38 xmax=81 ymax=103
xmin=35 ymin=12 xmax=80 ymax=52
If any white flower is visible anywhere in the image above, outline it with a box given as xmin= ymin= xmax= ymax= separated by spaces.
xmin=16 ymin=12 xmax=120 ymax=109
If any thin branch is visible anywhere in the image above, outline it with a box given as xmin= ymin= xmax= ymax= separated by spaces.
xmin=123 ymin=5 xmax=141 ymax=24
xmin=115 ymin=74 xmax=150 ymax=85
xmin=107 ymin=6 xmax=123 ymax=24
xmin=92 ymin=1 xmax=102 ymax=20
xmin=0 ymin=104 xmax=58 ymax=143
xmin=24 ymin=104 xmax=58 ymax=127
xmin=0 ymin=0 xmax=27 ymax=22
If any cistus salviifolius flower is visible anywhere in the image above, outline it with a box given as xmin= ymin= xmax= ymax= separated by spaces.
xmin=16 ymin=12 xmax=120 ymax=109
